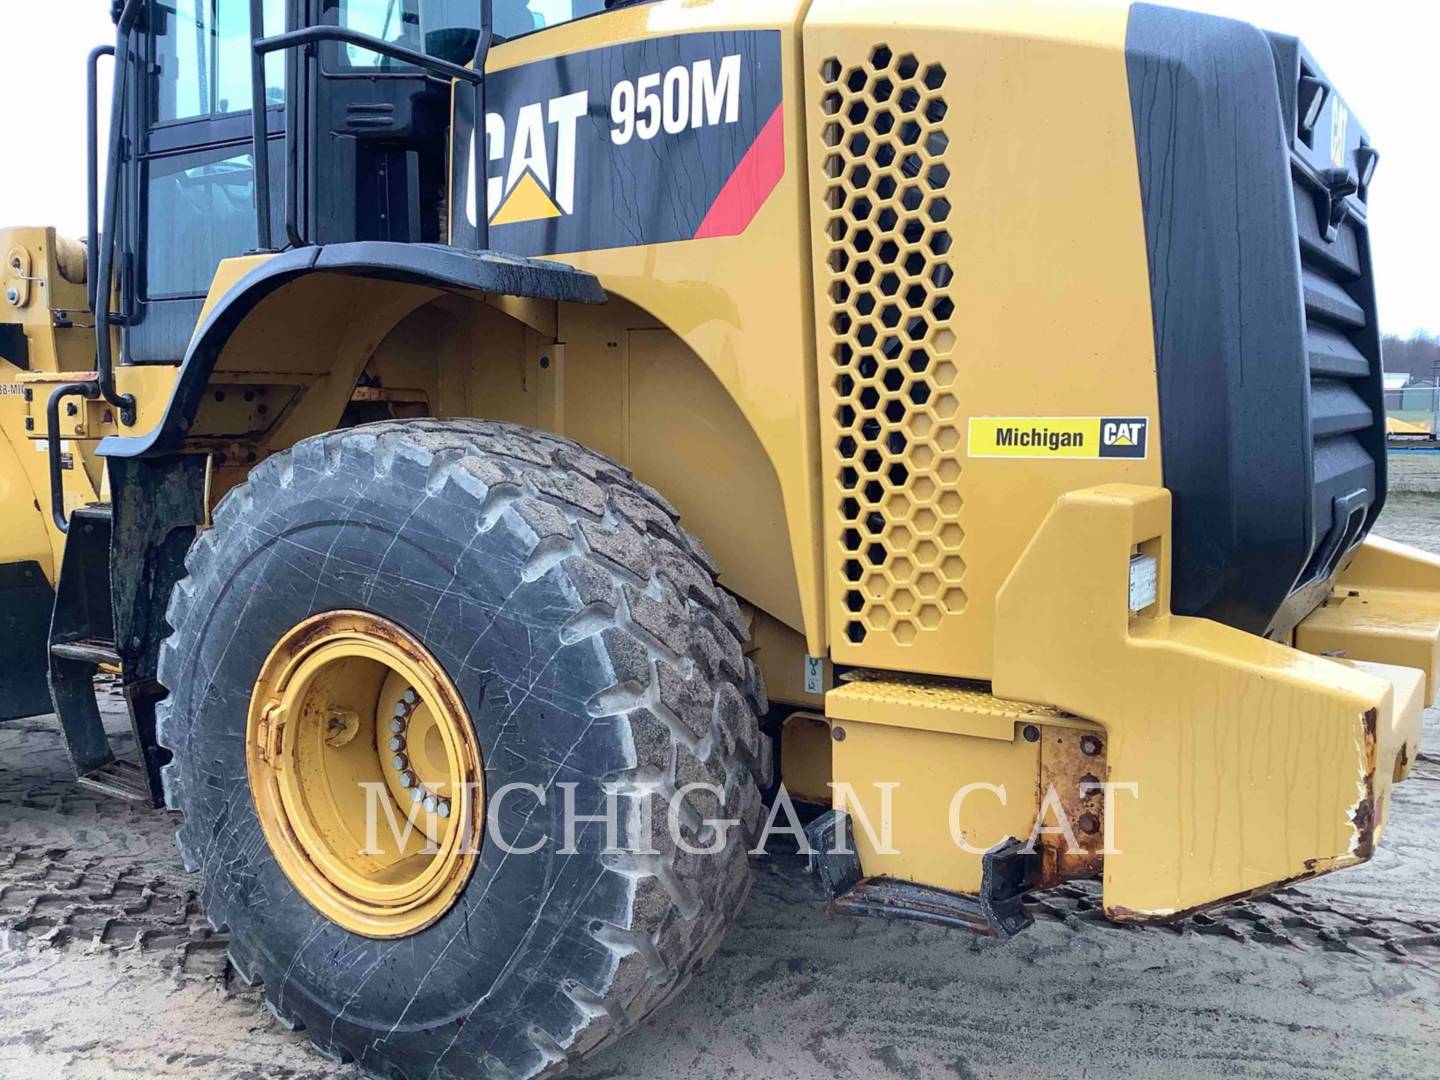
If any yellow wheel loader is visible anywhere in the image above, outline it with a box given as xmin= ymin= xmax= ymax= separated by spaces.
xmin=1 ymin=0 xmax=1436 ymax=1074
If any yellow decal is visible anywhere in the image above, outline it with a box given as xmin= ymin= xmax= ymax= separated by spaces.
xmin=968 ymin=416 xmax=1148 ymax=460
xmin=489 ymin=169 xmax=564 ymax=226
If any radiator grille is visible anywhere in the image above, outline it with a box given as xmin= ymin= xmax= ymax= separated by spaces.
xmin=1289 ymin=89 xmax=1384 ymax=589
xmin=818 ymin=47 xmax=965 ymax=648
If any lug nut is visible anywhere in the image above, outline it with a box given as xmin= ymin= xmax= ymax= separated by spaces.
xmin=392 ymin=754 xmax=408 ymax=771
xmin=410 ymin=787 xmax=425 ymax=803
xmin=436 ymin=799 xmax=451 ymax=819
xmin=399 ymin=771 xmax=416 ymax=789
xmin=393 ymin=702 xmax=408 ymax=718
xmin=388 ymin=736 xmax=406 ymax=753
xmin=389 ymin=717 xmax=406 ymax=734
xmin=402 ymin=688 xmax=417 ymax=705
xmin=423 ymin=795 xmax=438 ymax=813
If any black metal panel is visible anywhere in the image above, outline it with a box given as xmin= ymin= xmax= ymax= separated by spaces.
xmin=0 ymin=561 xmax=55 ymax=722
xmin=448 ymin=30 xmax=785 ymax=256
xmin=107 ymin=453 xmax=208 ymax=803
xmin=1125 ymin=7 xmax=1385 ymax=638
xmin=146 ymin=108 xmax=286 ymax=155
xmin=805 ymin=812 xmax=1033 ymax=939
xmin=98 ymin=241 xmax=605 ymax=459
xmin=0 ymin=324 xmax=29 ymax=370
xmin=1267 ymin=38 xmax=1387 ymax=637
xmin=47 ymin=505 xmax=117 ymax=775
xmin=108 ymin=454 xmax=208 ymax=686
xmin=1125 ymin=5 xmax=1312 ymax=636
xmin=259 ymin=1 xmax=475 ymax=251
xmin=44 ymin=499 xmax=167 ymax=805
xmin=1278 ymin=42 xmax=1388 ymax=596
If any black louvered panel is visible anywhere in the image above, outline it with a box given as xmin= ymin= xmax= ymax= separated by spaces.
xmin=1296 ymin=206 xmax=1362 ymax=278
xmin=1292 ymin=156 xmax=1384 ymax=589
xmin=1308 ymin=435 xmax=1373 ymax=561
xmin=1307 ymin=323 xmax=1369 ymax=378
xmin=345 ymin=102 xmax=398 ymax=131
xmin=1303 ymin=267 xmax=1366 ymax=330
xmin=1310 ymin=377 xmax=1373 ymax=437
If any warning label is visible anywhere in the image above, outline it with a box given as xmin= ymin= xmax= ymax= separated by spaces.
xmin=968 ymin=417 xmax=1148 ymax=459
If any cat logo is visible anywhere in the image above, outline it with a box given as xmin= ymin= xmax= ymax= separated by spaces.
xmin=466 ymin=90 xmax=589 ymax=228
xmin=1102 ymin=420 xmax=1144 ymax=449
xmin=1099 ymin=417 xmax=1147 ymax=458
xmin=463 ymin=45 xmax=761 ymax=240
xmin=466 ymin=54 xmax=750 ymax=230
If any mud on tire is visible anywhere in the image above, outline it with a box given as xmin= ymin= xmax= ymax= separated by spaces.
xmin=156 ymin=420 xmax=772 ymax=1078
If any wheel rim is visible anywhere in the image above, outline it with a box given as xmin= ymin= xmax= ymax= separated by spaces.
xmin=246 ymin=611 xmax=483 ymax=938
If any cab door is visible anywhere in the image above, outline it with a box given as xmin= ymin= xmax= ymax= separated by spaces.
xmin=123 ymin=0 xmax=285 ymax=365
xmin=299 ymin=0 xmax=481 ymax=245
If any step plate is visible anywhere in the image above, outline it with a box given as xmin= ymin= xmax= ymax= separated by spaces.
xmin=76 ymin=760 xmax=154 ymax=804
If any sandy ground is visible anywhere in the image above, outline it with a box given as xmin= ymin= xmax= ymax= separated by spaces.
xmin=1 ymin=457 xmax=1438 ymax=1079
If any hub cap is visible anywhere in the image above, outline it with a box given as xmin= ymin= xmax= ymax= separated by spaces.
xmin=246 ymin=611 xmax=483 ymax=937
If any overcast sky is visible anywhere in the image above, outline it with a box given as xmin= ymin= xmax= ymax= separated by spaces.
xmin=0 ymin=0 xmax=1434 ymax=335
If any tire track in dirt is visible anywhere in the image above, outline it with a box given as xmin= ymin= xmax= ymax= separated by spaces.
xmin=2 ymin=671 xmax=1437 ymax=1078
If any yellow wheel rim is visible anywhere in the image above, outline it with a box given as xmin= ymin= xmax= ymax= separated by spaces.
xmin=246 ymin=611 xmax=483 ymax=938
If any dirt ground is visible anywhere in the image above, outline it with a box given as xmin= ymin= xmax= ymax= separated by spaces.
xmin=2 ymin=457 xmax=1438 ymax=1079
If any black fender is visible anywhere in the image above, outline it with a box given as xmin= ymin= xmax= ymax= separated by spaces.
xmin=98 ymin=242 xmax=605 ymax=458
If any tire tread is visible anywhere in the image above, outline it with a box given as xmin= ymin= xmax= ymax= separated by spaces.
xmin=155 ymin=419 xmax=771 ymax=1078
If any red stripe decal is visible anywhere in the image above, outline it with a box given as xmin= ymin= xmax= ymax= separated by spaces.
xmin=693 ymin=104 xmax=786 ymax=240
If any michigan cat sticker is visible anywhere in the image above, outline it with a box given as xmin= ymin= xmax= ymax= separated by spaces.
xmin=968 ymin=417 xmax=1149 ymax=459
xmin=452 ymin=30 xmax=785 ymax=256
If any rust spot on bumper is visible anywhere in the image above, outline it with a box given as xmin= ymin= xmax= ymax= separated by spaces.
xmin=1034 ymin=724 xmax=1106 ymax=888
xmin=1351 ymin=707 xmax=1380 ymax=862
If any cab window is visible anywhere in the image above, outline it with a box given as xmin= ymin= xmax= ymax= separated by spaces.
xmin=336 ymin=0 xmax=483 ymax=67
xmin=496 ymin=0 xmax=608 ymax=38
xmin=150 ymin=0 xmax=285 ymax=123
xmin=139 ymin=0 xmax=285 ymax=332
xmin=336 ymin=0 xmax=607 ymax=63
xmin=145 ymin=149 xmax=270 ymax=298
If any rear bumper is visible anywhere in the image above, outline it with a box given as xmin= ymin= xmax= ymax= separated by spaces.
xmin=820 ymin=489 xmax=1428 ymax=928
xmin=1347 ymin=660 xmax=1425 ymax=791
xmin=1297 ymin=535 xmax=1440 ymax=709
xmin=993 ymin=485 xmax=1421 ymax=922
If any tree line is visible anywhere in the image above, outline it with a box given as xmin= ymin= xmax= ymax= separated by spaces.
xmin=1383 ymin=333 xmax=1440 ymax=383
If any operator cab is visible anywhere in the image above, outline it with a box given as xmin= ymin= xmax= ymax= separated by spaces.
xmin=122 ymin=0 xmax=604 ymax=366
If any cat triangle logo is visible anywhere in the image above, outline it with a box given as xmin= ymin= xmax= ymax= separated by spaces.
xmin=467 ymin=89 xmax=590 ymax=230
xmin=490 ymin=169 xmax=563 ymax=226
xmin=1098 ymin=418 xmax=1147 ymax=458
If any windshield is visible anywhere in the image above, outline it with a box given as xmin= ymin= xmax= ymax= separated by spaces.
xmin=337 ymin=0 xmax=483 ymax=67
xmin=493 ymin=0 xmax=607 ymax=39
xmin=336 ymin=0 xmax=608 ymax=67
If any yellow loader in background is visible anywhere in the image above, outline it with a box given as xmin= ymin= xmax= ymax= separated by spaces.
xmin=1 ymin=0 xmax=1436 ymax=1074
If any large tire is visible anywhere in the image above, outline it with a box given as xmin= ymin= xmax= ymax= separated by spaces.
xmin=156 ymin=420 xmax=771 ymax=1078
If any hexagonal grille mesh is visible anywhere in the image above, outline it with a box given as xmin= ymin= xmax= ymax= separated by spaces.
xmin=819 ymin=47 xmax=966 ymax=649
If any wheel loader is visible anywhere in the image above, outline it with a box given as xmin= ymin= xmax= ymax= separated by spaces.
xmin=1 ymin=0 xmax=1436 ymax=1074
